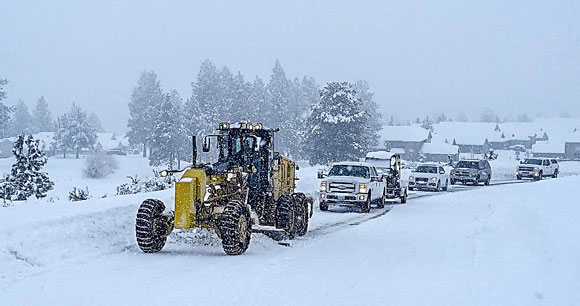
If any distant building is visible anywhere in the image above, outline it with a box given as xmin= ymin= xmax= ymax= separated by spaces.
xmin=377 ymin=126 xmax=432 ymax=161
xmin=565 ymin=142 xmax=580 ymax=159
xmin=532 ymin=141 xmax=566 ymax=158
xmin=420 ymin=142 xmax=459 ymax=162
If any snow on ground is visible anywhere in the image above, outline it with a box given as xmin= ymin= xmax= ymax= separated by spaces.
xmin=1 ymin=155 xmax=580 ymax=305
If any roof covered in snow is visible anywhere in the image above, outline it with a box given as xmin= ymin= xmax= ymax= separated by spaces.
xmin=378 ymin=125 xmax=430 ymax=143
xmin=420 ymin=142 xmax=459 ymax=155
xmin=365 ymin=151 xmax=395 ymax=160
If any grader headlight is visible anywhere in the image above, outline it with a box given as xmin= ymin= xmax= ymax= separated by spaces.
xmin=159 ymin=170 xmax=169 ymax=177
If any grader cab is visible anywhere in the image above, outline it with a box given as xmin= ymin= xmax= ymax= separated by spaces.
xmin=135 ymin=122 xmax=312 ymax=255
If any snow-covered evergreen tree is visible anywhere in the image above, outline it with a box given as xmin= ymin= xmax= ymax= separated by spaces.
xmin=10 ymin=100 xmax=33 ymax=135
xmin=0 ymin=134 xmax=54 ymax=201
xmin=54 ymin=103 xmax=97 ymax=159
xmin=127 ymin=71 xmax=163 ymax=157
xmin=0 ymin=76 xmax=12 ymax=138
xmin=266 ymin=60 xmax=295 ymax=155
xmin=88 ymin=112 xmax=105 ymax=132
xmin=421 ymin=115 xmax=434 ymax=131
xmin=249 ymin=76 xmax=268 ymax=122
xmin=305 ymin=82 xmax=370 ymax=165
xmin=148 ymin=91 xmax=190 ymax=169
xmin=354 ymin=80 xmax=381 ymax=148
xmin=185 ymin=60 xmax=221 ymax=138
xmin=33 ymin=96 xmax=55 ymax=133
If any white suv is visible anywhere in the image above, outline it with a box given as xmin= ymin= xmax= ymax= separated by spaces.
xmin=408 ymin=164 xmax=450 ymax=192
xmin=516 ymin=158 xmax=559 ymax=181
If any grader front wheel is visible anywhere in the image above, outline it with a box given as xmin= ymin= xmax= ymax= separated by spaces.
xmin=293 ymin=193 xmax=309 ymax=237
xmin=135 ymin=199 xmax=171 ymax=253
xmin=276 ymin=195 xmax=296 ymax=239
xmin=219 ymin=201 xmax=251 ymax=255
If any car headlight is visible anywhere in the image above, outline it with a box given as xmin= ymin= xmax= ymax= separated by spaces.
xmin=469 ymin=173 xmax=475 ymax=177
xmin=359 ymin=183 xmax=367 ymax=193
xmin=320 ymin=182 xmax=327 ymax=192
xmin=409 ymin=176 xmax=414 ymax=181
xmin=430 ymin=177 xmax=438 ymax=181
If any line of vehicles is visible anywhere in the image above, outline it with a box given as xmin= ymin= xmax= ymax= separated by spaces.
xmin=133 ymin=121 xmax=561 ymax=256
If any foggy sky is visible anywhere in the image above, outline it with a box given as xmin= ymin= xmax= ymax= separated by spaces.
xmin=1 ymin=1 xmax=579 ymax=132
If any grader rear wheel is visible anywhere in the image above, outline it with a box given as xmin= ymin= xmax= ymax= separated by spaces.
xmin=219 ymin=200 xmax=251 ymax=255
xmin=135 ymin=199 xmax=170 ymax=253
xmin=276 ymin=195 xmax=296 ymax=239
xmin=293 ymin=193 xmax=309 ymax=237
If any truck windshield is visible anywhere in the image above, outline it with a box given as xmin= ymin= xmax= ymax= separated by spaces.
xmin=456 ymin=161 xmax=479 ymax=169
xmin=414 ymin=166 xmax=438 ymax=173
xmin=328 ymin=165 xmax=370 ymax=179
xmin=523 ymin=159 xmax=542 ymax=165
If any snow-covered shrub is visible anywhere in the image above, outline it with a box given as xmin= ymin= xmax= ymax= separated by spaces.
xmin=0 ymin=134 xmax=54 ymax=201
xmin=116 ymin=175 xmax=174 ymax=196
xmin=69 ymin=187 xmax=90 ymax=202
xmin=83 ymin=151 xmax=118 ymax=179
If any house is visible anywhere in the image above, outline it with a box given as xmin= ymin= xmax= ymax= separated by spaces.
xmin=377 ymin=125 xmax=432 ymax=161
xmin=420 ymin=142 xmax=460 ymax=162
xmin=434 ymin=122 xmax=494 ymax=154
xmin=565 ymin=142 xmax=580 ymax=159
xmin=532 ymin=141 xmax=566 ymax=158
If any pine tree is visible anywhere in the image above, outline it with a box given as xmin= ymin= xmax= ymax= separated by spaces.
xmin=88 ymin=112 xmax=105 ymax=132
xmin=0 ymin=134 xmax=54 ymax=201
xmin=127 ymin=71 xmax=163 ymax=157
xmin=266 ymin=60 xmax=295 ymax=154
xmin=354 ymin=80 xmax=381 ymax=148
xmin=0 ymin=76 xmax=12 ymax=138
xmin=185 ymin=60 xmax=221 ymax=139
xmin=148 ymin=91 xmax=190 ymax=169
xmin=305 ymin=82 xmax=370 ymax=165
xmin=421 ymin=115 xmax=434 ymax=131
xmin=33 ymin=96 xmax=55 ymax=133
xmin=54 ymin=103 xmax=97 ymax=159
xmin=10 ymin=100 xmax=33 ymax=135
xmin=248 ymin=76 xmax=267 ymax=122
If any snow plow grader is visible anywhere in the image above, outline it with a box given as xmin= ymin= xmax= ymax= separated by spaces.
xmin=135 ymin=122 xmax=313 ymax=255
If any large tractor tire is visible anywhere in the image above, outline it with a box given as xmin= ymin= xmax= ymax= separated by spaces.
xmin=276 ymin=195 xmax=296 ymax=239
xmin=135 ymin=199 xmax=171 ymax=253
xmin=293 ymin=193 xmax=309 ymax=237
xmin=219 ymin=200 xmax=251 ymax=255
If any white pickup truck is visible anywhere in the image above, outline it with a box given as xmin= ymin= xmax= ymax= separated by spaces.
xmin=318 ymin=162 xmax=387 ymax=213
xmin=516 ymin=158 xmax=559 ymax=181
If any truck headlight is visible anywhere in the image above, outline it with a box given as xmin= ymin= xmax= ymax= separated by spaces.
xmin=359 ymin=184 xmax=367 ymax=193
xmin=534 ymin=167 xmax=539 ymax=172
xmin=430 ymin=177 xmax=438 ymax=181
xmin=320 ymin=182 xmax=327 ymax=192
xmin=409 ymin=176 xmax=414 ymax=181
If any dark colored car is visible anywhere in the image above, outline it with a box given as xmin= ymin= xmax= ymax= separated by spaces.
xmin=450 ymin=159 xmax=492 ymax=185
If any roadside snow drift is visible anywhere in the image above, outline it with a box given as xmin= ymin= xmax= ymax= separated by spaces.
xmin=1 ymin=171 xmax=579 ymax=305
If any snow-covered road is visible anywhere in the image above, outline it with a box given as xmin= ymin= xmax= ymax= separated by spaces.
xmin=1 ymin=172 xmax=579 ymax=306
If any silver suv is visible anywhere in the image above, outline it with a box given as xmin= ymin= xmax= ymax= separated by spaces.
xmin=450 ymin=159 xmax=492 ymax=186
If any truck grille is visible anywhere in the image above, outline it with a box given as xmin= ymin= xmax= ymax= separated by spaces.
xmin=329 ymin=182 xmax=356 ymax=193
xmin=519 ymin=167 xmax=534 ymax=172
xmin=415 ymin=177 xmax=428 ymax=182
xmin=455 ymin=171 xmax=471 ymax=177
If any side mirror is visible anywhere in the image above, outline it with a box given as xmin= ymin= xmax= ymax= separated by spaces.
xmin=440 ymin=170 xmax=445 ymax=174
xmin=202 ymin=136 xmax=211 ymax=152
xmin=295 ymin=165 xmax=300 ymax=171
xmin=317 ymin=170 xmax=326 ymax=179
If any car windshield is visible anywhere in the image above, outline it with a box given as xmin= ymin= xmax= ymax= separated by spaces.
xmin=328 ymin=165 xmax=370 ymax=178
xmin=523 ymin=159 xmax=542 ymax=165
xmin=414 ymin=166 xmax=438 ymax=173
xmin=456 ymin=161 xmax=479 ymax=169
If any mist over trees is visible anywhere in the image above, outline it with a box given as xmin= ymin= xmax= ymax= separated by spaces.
xmin=33 ymin=97 xmax=55 ymax=133
xmin=0 ymin=76 xmax=11 ymax=138
xmin=54 ymin=103 xmax=97 ymax=159
xmin=127 ymin=71 xmax=163 ymax=157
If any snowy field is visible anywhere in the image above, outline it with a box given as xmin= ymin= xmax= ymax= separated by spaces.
xmin=1 ymin=155 xmax=580 ymax=305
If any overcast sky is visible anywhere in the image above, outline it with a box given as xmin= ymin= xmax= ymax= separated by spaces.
xmin=1 ymin=1 xmax=579 ymax=132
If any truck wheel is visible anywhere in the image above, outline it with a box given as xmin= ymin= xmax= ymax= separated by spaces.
xmin=136 ymin=199 xmax=171 ymax=253
xmin=434 ymin=181 xmax=440 ymax=192
xmin=553 ymin=170 xmax=558 ymax=178
xmin=400 ymin=189 xmax=407 ymax=204
xmin=516 ymin=175 xmax=522 ymax=180
xmin=485 ymin=176 xmax=490 ymax=186
xmin=450 ymin=179 xmax=456 ymax=185
xmin=292 ymin=193 xmax=309 ymax=237
xmin=377 ymin=191 xmax=385 ymax=209
xmin=534 ymin=171 xmax=542 ymax=181
xmin=442 ymin=180 xmax=448 ymax=191
xmin=276 ymin=195 xmax=296 ymax=239
xmin=361 ymin=192 xmax=371 ymax=213
xmin=219 ymin=200 xmax=251 ymax=255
